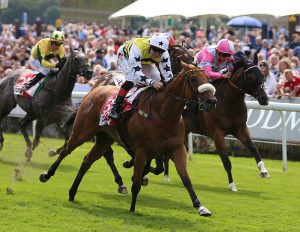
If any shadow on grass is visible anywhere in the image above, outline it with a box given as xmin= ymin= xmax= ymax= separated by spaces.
xmin=63 ymin=198 xmax=212 ymax=231
xmin=149 ymin=179 xmax=275 ymax=201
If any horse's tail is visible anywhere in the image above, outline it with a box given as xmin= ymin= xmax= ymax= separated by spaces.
xmin=63 ymin=104 xmax=79 ymax=129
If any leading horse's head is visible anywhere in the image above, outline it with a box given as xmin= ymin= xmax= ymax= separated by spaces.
xmin=64 ymin=48 xmax=93 ymax=80
xmin=173 ymin=61 xmax=216 ymax=111
xmin=231 ymin=54 xmax=269 ymax=105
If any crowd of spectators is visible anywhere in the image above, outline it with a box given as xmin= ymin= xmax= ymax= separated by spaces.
xmin=1 ymin=20 xmax=300 ymax=97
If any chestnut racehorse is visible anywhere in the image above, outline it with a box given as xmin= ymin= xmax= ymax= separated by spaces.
xmin=39 ymin=61 xmax=216 ymax=216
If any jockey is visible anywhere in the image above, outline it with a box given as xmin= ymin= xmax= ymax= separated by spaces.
xmin=109 ymin=33 xmax=174 ymax=120
xmin=21 ymin=31 xmax=66 ymax=93
xmin=195 ymin=39 xmax=235 ymax=80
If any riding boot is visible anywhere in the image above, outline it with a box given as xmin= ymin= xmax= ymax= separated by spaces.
xmin=109 ymin=81 xmax=134 ymax=120
xmin=22 ymin=72 xmax=45 ymax=91
xmin=109 ymin=94 xmax=125 ymax=120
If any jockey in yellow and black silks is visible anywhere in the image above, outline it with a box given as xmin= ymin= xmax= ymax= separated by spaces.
xmin=20 ymin=31 xmax=66 ymax=93
xmin=109 ymin=33 xmax=174 ymax=120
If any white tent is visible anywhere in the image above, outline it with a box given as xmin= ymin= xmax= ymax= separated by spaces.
xmin=109 ymin=0 xmax=300 ymax=19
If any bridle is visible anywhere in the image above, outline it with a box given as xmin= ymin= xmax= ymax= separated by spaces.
xmin=67 ymin=51 xmax=92 ymax=79
xmin=228 ymin=63 xmax=263 ymax=97
xmin=161 ymin=68 xmax=208 ymax=105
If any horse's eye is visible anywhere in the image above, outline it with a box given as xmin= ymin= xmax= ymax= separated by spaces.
xmin=190 ymin=77 xmax=198 ymax=84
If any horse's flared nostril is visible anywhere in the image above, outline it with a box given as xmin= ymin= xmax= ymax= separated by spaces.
xmin=85 ymin=70 xmax=93 ymax=79
xmin=258 ymin=97 xmax=269 ymax=106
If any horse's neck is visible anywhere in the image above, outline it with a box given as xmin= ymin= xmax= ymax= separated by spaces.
xmin=217 ymin=77 xmax=245 ymax=104
xmin=153 ymin=80 xmax=185 ymax=120
xmin=53 ymin=60 xmax=75 ymax=99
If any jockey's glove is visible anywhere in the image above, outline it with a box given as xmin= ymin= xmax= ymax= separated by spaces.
xmin=55 ymin=58 xmax=65 ymax=69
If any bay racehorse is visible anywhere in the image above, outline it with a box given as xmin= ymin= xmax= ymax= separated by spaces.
xmin=39 ymin=61 xmax=216 ymax=216
xmin=160 ymin=54 xmax=270 ymax=191
xmin=0 ymin=48 xmax=93 ymax=161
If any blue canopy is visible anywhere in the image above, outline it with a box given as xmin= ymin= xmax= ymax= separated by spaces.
xmin=226 ymin=16 xmax=262 ymax=28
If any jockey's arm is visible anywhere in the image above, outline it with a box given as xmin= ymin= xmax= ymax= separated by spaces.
xmin=196 ymin=51 xmax=223 ymax=79
xmin=158 ymin=52 xmax=173 ymax=82
xmin=37 ymin=42 xmax=65 ymax=69
xmin=203 ymin=66 xmax=223 ymax=79
xmin=128 ymin=45 xmax=155 ymax=86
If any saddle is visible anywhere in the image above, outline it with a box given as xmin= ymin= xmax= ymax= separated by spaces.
xmin=14 ymin=71 xmax=39 ymax=98
xmin=99 ymin=86 xmax=150 ymax=126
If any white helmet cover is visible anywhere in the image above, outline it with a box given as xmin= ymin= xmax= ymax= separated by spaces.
xmin=149 ymin=33 xmax=169 ymax=51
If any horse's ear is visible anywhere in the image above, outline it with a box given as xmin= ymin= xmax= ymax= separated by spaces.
xmin=253 ymin=53 xmax=258 ymax=65
xmin=70 ymin=47 xmax=75 ymax=55
xmin=169 ymin=44 xmax=175 ymax=53
xmin=180 ymin=60 xmax=189 ymax=70
xmin=182 ymin=41 xmax=187 ymax=49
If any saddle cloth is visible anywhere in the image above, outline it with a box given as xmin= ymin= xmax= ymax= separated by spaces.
xmin=14 ymin=71 xmax=39 ymax=98
xmin=99 ymin=86 xmax=150 ymax=126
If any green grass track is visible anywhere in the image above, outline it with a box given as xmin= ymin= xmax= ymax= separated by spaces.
xmin=0 ymin=133 xmax=299 ymax=231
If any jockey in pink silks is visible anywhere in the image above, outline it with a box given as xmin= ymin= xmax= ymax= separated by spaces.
xmin=195 ymin=39 xmax=236 ymax=80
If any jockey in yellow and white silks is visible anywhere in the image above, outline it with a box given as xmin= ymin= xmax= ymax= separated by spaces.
xmin=20 ymin=31 xmax=66 ymax=93
xmin=109 ymin=33 xmax=174 ymax=120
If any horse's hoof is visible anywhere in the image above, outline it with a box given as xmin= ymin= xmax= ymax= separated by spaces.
xmin=118 ymin=185 xmax=128 ymax=194
xmin=199 ymin=206 xmax=212 ymax=217
xmin=49 ymin=150 xmax=58 ymax=157
xmin=141 ymin=178 xmax=148 ymax=186
xmin=229 ymin=183 xmax=238 ymax=192
xmin=260 ymin=172 xmax=270 ymax=178
xmin=39 ymin=172 xmax=50 ymax=183
xmin=25 ymin=149 xmax=33 ymax=161
xmin=69 ymin=196 xmax=75 ymax=202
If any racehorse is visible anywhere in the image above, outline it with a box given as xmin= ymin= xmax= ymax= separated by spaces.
xmin=47 ymin=44 xmax=215 ymax=194
xmin=39 ymin=61 xmax=216 ymax=216
xmin=161 ymin=54 xmax=270 ymax=191
xmin=0 ymin=48 xmax=93 ymax=161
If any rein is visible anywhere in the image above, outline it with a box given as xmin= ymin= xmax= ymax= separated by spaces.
xmin=161 ymin=68 xmax=204 ymax=104
xmin=228 ymin=65 xmax=259 ymax=93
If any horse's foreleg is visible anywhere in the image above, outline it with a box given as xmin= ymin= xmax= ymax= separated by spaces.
xmin=235 ymin=127 xmax=270 ymax=178
xmin=213 ymin=133 xmax=236 ymax=191
xmin=19 ymin=115 xmax=35 ymax=161
xmin=130 ymin=150 xmax=146 ymax=212
xmin=103 ymin=147 xmax=127 ymax=194
xmin=171 ymin=145 xmax=211 ymax=216
xmin=32 ymin=120 xmax=43 ymax=151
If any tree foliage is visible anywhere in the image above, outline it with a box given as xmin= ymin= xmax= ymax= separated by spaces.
xmin=0 ymin=0 xmax=60 ymax=24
